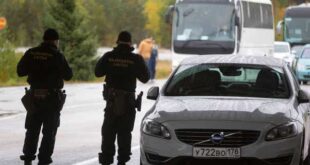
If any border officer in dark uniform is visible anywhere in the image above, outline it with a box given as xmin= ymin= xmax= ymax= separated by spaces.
xmin=95 ymin=31 xmax=150 ymax=165
xmin=17 ymin=28 xmax=73 ymax=165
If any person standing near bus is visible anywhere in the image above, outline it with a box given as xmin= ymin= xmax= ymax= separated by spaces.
xmin=148 ymin=40 xmax=158 ymax=83
xmin=138 ymin=37 xmax=153 ymax=64
xmin=17 ymin=28 xmax=73 ymax=165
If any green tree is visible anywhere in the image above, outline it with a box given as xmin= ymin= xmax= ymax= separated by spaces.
xmin=102 ymin=0 xmax=146 ymax=45
xmin=0 ymin=0 xmax=46 ymax=46
xmin=79 ymin=0 xmax=107 ymax=45
xmin=143 ymin=0 xmax=175 ymax=48
xmin=44 ymin=0 xmax=98 ymax=81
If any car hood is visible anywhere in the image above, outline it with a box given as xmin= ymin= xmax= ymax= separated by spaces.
xmin=298 ymin=58 xmax=310 ymax=65
xmin=148 ymin=97 xmax=295 ymax=125
xmin=273 ymin=53 xmax=290 ymax=59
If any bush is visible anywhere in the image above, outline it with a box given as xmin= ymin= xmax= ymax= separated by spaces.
xmin=0 ymin=31 xmax=26 ymax=86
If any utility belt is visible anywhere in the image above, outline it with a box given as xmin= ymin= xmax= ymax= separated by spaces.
xmin=103 ymin=84 xmax=143 ymax=116
xmin=21 ymin=88 xmax=66 ymax=113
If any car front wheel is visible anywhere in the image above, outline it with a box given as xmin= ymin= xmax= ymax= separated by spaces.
xmin=301 ymin=143 xmax=310 ymax=165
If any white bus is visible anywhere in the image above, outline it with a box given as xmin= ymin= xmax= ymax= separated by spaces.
xmin=166 ymin=0 xmax=274 ymax=68
xmin=277 ymin=3 xmax=310 ymax=48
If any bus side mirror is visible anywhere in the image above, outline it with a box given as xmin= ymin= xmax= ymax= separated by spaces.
xmin=165 ymin=5 xmax=175 ymax=24
xmin=276 ymin=20 xmax=283 ymax=35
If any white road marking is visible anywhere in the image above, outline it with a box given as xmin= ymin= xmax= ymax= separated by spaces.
xmin=0 ymin=113 xmax=24 ymax=121
xmin=73 ymin=145 xmax=140 ymax=165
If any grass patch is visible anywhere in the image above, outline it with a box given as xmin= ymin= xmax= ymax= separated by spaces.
xmin=0 ymin=60 xmax=172 ymax=87
xmin=156 ymin=60 xmax=172 ymax=79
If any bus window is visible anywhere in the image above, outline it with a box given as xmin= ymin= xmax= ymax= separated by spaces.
xmin=242 ymin=2 xmax=273 ymax=29
xmin=261 ymin=4 xmax=273 ymax=28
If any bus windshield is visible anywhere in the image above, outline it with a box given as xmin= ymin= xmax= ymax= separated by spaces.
xmin=285 ymin=17 xmax=310 ymax=44
xmin=173 ymin=2 xmax=235 ymax=55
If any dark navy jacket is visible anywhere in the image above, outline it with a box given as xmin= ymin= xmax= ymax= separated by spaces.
xmin=95 ymin=44 xmax=150 ymax=92
xmin=17 ymin=42 xmax=73 ymax=89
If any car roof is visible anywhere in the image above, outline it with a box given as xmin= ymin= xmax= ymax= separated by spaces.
xmin=180 ymin=55 xmax=286 ymax=67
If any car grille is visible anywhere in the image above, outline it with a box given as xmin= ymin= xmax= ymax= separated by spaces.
xmin=175 ymin=129 xmax=260 ymax=147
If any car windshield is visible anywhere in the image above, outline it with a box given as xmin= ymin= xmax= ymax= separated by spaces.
xmin=285 ymin=17 xmax=310 ymax=43
xmin=274 ymin=44 xmax=289 ymax=53
xmin=172 ymin=2 xmax=235 ymax=54
xmin=301 ymin=48 xmax=310 ymax=58
xmin=165 ymin=64 xmax=290 ymax=98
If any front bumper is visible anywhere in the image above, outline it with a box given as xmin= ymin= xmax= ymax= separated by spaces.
xmin=140 ymin=120 xmax=303 ymax=165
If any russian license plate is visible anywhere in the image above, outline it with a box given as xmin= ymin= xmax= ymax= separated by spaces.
xmin=193 ymin=147 xmax=240 ymax=158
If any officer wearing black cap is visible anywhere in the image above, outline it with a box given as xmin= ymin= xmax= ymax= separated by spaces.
xmin=95 ymin=31 xmax=149 ymax=165
xmin=17 ymin=28 xmax=73 ymax=165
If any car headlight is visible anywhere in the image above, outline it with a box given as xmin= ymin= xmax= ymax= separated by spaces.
xmin=142 ymin=119 xmax=171 ymax=139
xmin=266 ymin=122 xmax=298 ymax=141
xmin=297 ymin=63 xmax=306 ymax=70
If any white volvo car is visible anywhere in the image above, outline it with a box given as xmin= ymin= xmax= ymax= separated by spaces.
xmin=140 ymin=55 xmax=310 ymax=165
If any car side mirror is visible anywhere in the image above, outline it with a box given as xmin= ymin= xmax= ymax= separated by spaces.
xmin=147 ymin=86 xmax=159 ymax=100
xmin=298 ymin=90 xmax=309 ymax=104
xmin=165 ymin=5 xmax=175 ymax=24
xmin=276 ymin=20 xmax=283 ymax=35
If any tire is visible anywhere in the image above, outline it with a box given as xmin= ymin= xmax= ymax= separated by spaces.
xmin=301 ymin=136 xmax=310 ymax=165
xmin=303 ymin=156 xmax=310 ymax=165
xmin=303 ymin=81 xmax=308 ymax=85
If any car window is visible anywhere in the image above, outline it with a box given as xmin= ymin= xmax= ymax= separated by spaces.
xmin=165 ymin=64 xmax=290 ymax=98
xmin=274 ymin=44 xmax=289 ymax=53
xmin=301 ymin=48 xmax=310 ymax=58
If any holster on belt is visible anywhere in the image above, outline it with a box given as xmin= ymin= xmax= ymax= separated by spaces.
xmin=56 ymin=90 xmax=66 ymax=112
xmin=21 ymin=88 xmax=66 ymax=113
xmin=21 ymin=88 xmax=37 ymax=113
xmin=104 ymin=87 xmax=135 ymax=116
xmin=135 ymin=91 xmax=143 ymax=112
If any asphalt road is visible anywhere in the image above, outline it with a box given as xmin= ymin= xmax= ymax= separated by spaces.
xmin=1 ymin=81 xmax=310 ymax=165
xmin=0 ymin=80 xmax=166 ymax=165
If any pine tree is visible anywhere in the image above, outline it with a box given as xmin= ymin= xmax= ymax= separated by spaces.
xmin=102 ymin=0 xmax=146 ymax=45
xmin=44 ymin=0 xmax=98 ymax=81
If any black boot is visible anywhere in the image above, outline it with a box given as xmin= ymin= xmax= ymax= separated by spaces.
xmin=24 ymin=161 xmax=32 ymax=165
xmin=98 ymin=153 xmax=113 ymax=165
xmin=38 ymin=159 xmax=52 ymax=165
xmin=20 ymin=155 xmax=35 ymax=165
